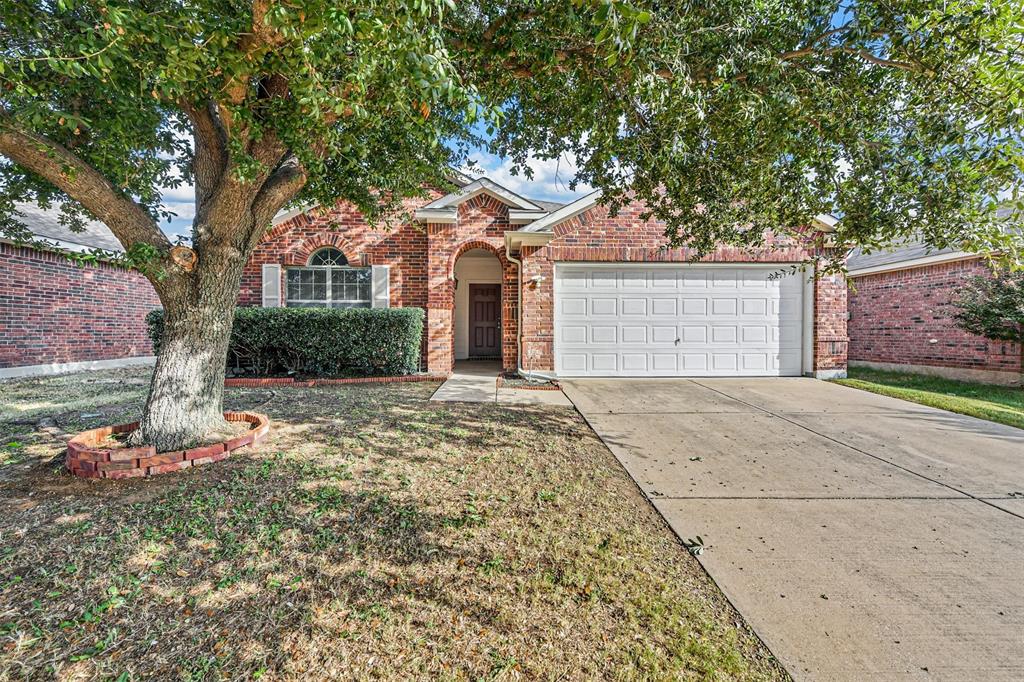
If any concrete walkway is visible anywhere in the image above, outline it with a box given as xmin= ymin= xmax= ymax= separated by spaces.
xmin=562 ymin=377 xmax=1024 ymax=681
xmin=431 ymin=361 xmax=572 ymax=406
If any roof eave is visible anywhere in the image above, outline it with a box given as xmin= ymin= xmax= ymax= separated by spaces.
xmin=504 ymin=231 xmax=554 ymax=252
xmin=847 ymin=250 xmax=978 ymax=277
xmin=508 ymin=209 xmax=551 ymax=225
xmin=517 ymin=190 xmax=602 ymax=233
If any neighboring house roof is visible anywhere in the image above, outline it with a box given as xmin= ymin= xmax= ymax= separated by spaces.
xmin=6 ymin=202 xmax=124 ymax=253
xmin=846 ymin=239 xmax=965 ymax=273
xmin=846 ymin=206 xmax=1017 ymax=275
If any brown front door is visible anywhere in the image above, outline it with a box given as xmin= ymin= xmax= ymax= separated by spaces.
xmin=468 ymin=283 xmax=501 ymax=358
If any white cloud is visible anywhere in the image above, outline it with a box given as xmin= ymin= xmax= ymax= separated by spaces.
xmin=162 ymin=201 xmax=196 ymax=220
xmin=161 ymin=183 xmax=196 ymax=202
xmin=465 ymin=151 xmax=593 ymax=203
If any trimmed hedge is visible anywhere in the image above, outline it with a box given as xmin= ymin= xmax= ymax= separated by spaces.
xmin=147 ymin=307 xmax=424 ymax=377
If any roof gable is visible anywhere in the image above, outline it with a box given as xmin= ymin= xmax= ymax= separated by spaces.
xmin=419 ymin=178 xmax=543 ymax=211
xmin=516 ymin=190 xmax=602 ymax=233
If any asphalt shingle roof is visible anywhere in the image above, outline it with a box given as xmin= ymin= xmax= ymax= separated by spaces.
xmin=846 ymin=239 xmax=961 ymax=271
xmin=847 ymin=206 xmax=1018 ymax=271
xmin=8 ymin=202 xmax=124 ymax=252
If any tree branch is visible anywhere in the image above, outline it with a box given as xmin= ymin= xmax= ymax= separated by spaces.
xmin=0 ymin=117 xmax=171 ymax=253
xmin=249 ymin=155 xmax=307 ymax=243
xmin=180 ymin=99 xmax=228 ymax=209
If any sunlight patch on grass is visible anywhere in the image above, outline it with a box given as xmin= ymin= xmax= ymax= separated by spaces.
xmin=834 ymin=368 xmax=1024 ymax=430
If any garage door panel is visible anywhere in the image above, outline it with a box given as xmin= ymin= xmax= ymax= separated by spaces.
xmin=742 ymin=325 xmax=768 ymax=343
xmin=653 ymin=270 xmax=678 ymax=287
xmin=561 ymin=325 xmax=587 ymax=344
xmin=742 ymin=298 xmax=768 ymax=316
xmin=621 ymin=325 xmax=648 ymax=343
xmin=560 ymin=297 xmax=587 ymax=316
xmin=742 ymin=353 xmax=769 ymax=371
xmin=590 ymin=298 xmax=617 ymax=316
xmin=652 ymin=354 xmax=679 ymax=371
xmin=620 ymin=271 xmax=648 ymax=289
xmin=621 ymin=298 xmax=647 ymax=315
xmin=680 ymin=325 xmax=707 ymax=343
xmin=555 ymin=265 xmax=804 ymax=377
xmin=651 ymin=298 xmax=678 ymax=316
xmin=712 ymin=354 xmax=739 ymax=371
xmin=711 ymin=326 xmax=738 ymax=343
xmin=682 ymin=299 xmax=707 ymax=315
xmin=650 ymin=326 xmax=677 ymax=343
xmin=681 ymin=353 xmax=708 ymax=371
xmin=711 ymin=298 xmax=738 ymax=316
xmin=622 ymin=354 xmax=649 ymax=372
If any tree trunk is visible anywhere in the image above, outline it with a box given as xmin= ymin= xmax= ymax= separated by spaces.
xmin=133 ymin=245 xmax=248 ymax=452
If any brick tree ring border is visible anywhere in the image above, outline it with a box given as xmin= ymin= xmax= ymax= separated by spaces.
xmin=66 ymin=412 xmax=270 ymax=479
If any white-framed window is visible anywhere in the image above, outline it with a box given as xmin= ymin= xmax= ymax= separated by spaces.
xmin=285 ymin=247 xmax=372 ymax=308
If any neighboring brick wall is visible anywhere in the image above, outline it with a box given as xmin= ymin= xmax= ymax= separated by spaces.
xmin=849 ymin=258 xmax=1022 ymax=381
xmin=0 ymin=243 xmax=160 ymax=370
xmin=519 ymin=200 xmax=848 ymax=374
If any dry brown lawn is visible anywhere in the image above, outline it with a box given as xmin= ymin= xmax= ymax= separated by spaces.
xmin=0 ymin=368 xmax=786 ymax=681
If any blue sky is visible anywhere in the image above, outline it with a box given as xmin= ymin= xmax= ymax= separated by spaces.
xmin=158 ymin=147 xmax=592 ymax=239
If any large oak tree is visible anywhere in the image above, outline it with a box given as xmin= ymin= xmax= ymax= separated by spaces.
xmin=1 ymin=0 xmax=1021 ymax=450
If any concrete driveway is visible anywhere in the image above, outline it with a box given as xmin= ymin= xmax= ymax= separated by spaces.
xmin=561 ymin=378 xmax=1024 ymax=681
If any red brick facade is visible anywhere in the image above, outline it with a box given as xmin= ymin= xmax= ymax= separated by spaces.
xmin=849 ymin=258 xmax=1022 ymax=383
xmin=0 ymin=243 xmax=161 ymax=370
xmin=245 ymin=187 xmax=849 ymax=376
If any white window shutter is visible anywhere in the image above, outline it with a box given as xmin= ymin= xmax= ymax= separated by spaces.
xmin=262 ymin=264 xmax=282 ymax=307
xmin=371 ymin=265 xmax=390 ymax=308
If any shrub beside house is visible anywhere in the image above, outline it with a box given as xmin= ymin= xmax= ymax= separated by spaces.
xmin=147 ymin=307 xmax=424 ymax=378
xmin=0 ymin=203 xmax=161 ymax=379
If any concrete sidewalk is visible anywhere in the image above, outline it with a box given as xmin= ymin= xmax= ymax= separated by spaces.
xmin=431 ymin=361 xmax=572 ymax=406
xmin=562 ymin=377 xmax=1024 ymax=681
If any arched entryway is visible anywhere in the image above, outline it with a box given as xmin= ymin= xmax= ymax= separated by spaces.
xmin=454 ymin=248 xmax=503 ymax=361
xmin=426 ymin=238 xmax=517 ymax=374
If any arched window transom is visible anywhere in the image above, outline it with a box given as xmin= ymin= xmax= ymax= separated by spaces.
xmin=307 ymin=247 xmax=348 ymax=266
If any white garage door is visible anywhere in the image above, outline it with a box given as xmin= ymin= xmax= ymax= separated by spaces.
xmin=554 ymin=264 xmax=805 ymax=377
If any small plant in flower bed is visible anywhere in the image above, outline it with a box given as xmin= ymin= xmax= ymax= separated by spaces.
xmin=148 ymin=307 xmax=424 ymax=377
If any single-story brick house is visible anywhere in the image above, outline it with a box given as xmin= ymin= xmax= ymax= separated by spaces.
xmin=847 ymin=237 xmax=1022 ymax=386
xmin=244 ymin=176 xmax=848 ymax=379
xmin=0 ymin=204 xmax=161 ymax=378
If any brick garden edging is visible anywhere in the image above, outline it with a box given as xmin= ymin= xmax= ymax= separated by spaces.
xmin=224 ymin=374 xmax=446 ymax=388
xmin=65 ymin=412 xmax=270 ymax=479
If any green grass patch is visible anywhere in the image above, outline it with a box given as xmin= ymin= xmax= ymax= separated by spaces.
xmin=834 ymin=367 xmax=1024 ymax=429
